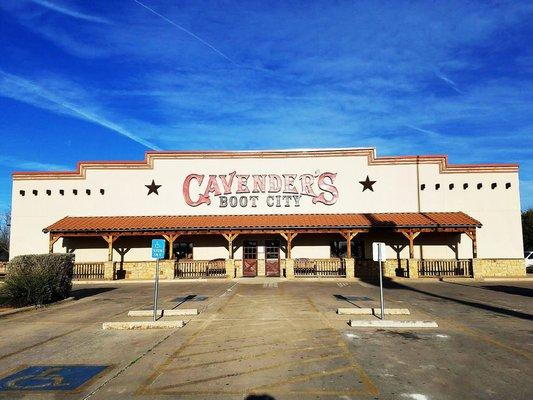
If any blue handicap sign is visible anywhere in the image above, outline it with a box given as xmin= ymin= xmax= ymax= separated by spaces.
xmin=151 ymin=238 xmax=166 ymax=259
xmin=0 ymin=365 xmax=108 ymax=391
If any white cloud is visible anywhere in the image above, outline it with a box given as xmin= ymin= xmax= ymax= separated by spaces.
xmin=28 ymin=0 xmax=111 ymax=24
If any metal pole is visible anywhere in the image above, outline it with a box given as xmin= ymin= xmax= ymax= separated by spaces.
xmin=153 ymin=258 xmax=160 ymax=321
xmin=378 ymin=244 xmax=385 ymax=320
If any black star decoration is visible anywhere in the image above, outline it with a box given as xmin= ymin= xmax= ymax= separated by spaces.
xmin=145 ymin=180 xmax=162 ymax=195
xmin=359 ymin=175 xmax=377 ymax=192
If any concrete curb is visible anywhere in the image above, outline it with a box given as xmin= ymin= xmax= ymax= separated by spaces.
xmin=0 ymin=297 xmax=75 ymax=318
xmin=128 ymin=309 xmax=198 ymax=317
xmin=102 ymin=320 xmax=185 ymax=330
xmin=74 ymin=278 xmax=363 ymax=284
xmin=482 ymin=277 xmax=533 ymax=282
xmin=337 ymin=308 xmax=410 ymax=315
xmin=349 ymin=319 xmax=438 ymax=328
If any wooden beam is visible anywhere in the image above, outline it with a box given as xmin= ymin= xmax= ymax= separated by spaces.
xmin=101 ymin=235 xmax=119 ymax=262
xmin=222 ymin=233 xmax=238 ymax=259
xmin=48 ymin=235 xmax=61 ymax=253
xmin=401 ymin=230 xmax=420 ymax=259
xmin=465 ymin=230 xmax=477 ymax=258
xmin=284 ymin=232 xmax=298 ymax=258
xmin=163 ymin=233 xmax=180 ymax=260
xmin=341 ymin=230 xmax=361 ymax=258
xmin=46 ymin=225 xmax=477 ymax=239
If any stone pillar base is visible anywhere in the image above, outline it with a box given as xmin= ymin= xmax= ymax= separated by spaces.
xmin=103 ymin=261 xmax=115 ymax=280
xmin=225 ymin=259 xmax=235 ymax=279
xmin=344 ymin=258 xmax=354 ymax=278
xmin=235 ymin=260 xmax=243 ymax=278
xmin=472 ymin=258 xmax=482 ymax=279
xmin=159 ymin=260 xmax=175 ymax=280
xmin=285 ymin=258 xmax=295 ymax=279
xmin=257 ymin=259 xmax=266 ymax=277
xmin=408 ymin=259 xmax=419 ymax=279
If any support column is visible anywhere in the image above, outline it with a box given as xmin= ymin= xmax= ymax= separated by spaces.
xmin=280 ymin=232 xmax=298 ymax=258
xmin=344 ymin=258 xmax=355 ymax=278
xmin=401 ymin=231 xmax=420 ymax=259
xmin=408 ymin=259 xmax=419 ymax=279
xmin=342 ymin=231 xmax=360 ymax=258
xmin=225 ymin=259 xmax=235 ymax=279
xmin=163 ymin=233 xmax=180 ymax=260
xmin=285 ymin=258 xmax=295 ymax=279
xmin=159 ymin=260 xmax=175 ymax=280
xmin=465 ymin=230 xmax=477 ymax=259
xmin=103 ymin=261 xmax=115 ymax=280
xmin=48 ymin=234 xmax=61 ymax=253
xmin=223 ymin=233 xmax=238 ymax=259
xmin=102 ymin=235 xmax=119 ymax=262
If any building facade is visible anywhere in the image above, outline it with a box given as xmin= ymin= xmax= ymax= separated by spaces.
xmin=9 ymin=148 xmax=525 ymax=279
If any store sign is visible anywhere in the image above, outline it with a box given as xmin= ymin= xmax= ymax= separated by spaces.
xmin=182 ymin=171 xmax=339 ymax=208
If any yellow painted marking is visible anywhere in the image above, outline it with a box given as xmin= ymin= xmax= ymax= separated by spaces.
xmin=167 ymin=344 xmax=334 ymax=371
xmin=251 ymin=365 xmax=363 ymax=392
xmin=155 ymin=353 xmax=345 ymax=391
xmin=305 ymin=295 xmax=380 ymax=396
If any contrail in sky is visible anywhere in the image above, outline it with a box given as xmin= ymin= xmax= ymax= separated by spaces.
xmin=0 ymin=70 xmax=160 ymax=150
xmin=132 ymin=0 xmax=238 ymax=65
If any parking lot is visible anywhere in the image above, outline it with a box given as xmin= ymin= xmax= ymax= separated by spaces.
xmin=0 ymin=278 xmax=531 ymax=399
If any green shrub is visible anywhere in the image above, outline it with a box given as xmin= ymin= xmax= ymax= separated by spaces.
xmin=0 ymin=254 xmax=74 ymax=307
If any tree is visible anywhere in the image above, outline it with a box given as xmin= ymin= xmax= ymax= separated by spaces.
xmin=522 ymin=208 xmax=533 ymax=251
xmin=0 ymin=211 xmax=10 ymax=261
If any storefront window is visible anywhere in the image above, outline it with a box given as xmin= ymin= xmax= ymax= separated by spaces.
xmin=330 ymin=240 xmax=364 ymax=259
xmin=173 ymin=242 xmax=193 ymax=259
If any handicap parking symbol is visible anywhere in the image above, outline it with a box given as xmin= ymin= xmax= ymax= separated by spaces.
xmin=0 ymin=365 xmax=108 ymax=391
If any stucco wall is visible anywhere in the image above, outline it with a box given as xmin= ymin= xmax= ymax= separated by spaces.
xmin=9 ymin=149 xmax=523 ymax=262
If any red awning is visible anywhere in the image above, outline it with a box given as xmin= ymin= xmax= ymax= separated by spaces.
xmin=44 ymin=212 xmax=481 ymax=234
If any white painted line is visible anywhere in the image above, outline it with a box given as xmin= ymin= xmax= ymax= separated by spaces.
xmin=349 ymin=320 xmax=438 ymax=328
xmin=128 ymin=309 xmax=198 ymax=317
xmin=337 ymin=308 xmax=410 ymax=315
xmin=102 ymin=320 xmax=185 ymax=330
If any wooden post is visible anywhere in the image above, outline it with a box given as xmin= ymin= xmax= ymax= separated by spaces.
xmin=401 ymin=231 xmax=420 ymax=259
xmin=222 ymin=233 xmax=238 ymax=259
xmin=280 ymin=232 xmax=298 ymax=258
xmin=163 ymin=234 xmax=180 ymax=260
xmin=342 ymin=231 xmax=360 ymax=258
xmin=48 ymin=235 xmax=61 ymax=253
xmin=465 ymin=230 xmax=477 ymax=259
xmin=102 ymin=235 xmax=119 ymax=262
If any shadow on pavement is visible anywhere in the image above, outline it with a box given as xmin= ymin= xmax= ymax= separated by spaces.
xmin=358 ymin=278 xmax=533 ymax=321
xmin=171 ymin=294 xmax=201 ymax=308
xmin=480 ymin=285 xmax=533 ymax=297
xmin=333 ymin=294 xmax=373 ymax=307
xmin=438 ymin=280 xmax=533 ymax=298
xmin=245 ymin=395 xmax=276 ymax=400
xmin=70 ymin=287 xmax=116 ymax=300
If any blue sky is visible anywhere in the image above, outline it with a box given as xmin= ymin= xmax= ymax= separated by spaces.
xmin=0 ymin=0 xmax=532 ymax=211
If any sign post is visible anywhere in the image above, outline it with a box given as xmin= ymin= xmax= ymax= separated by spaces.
xmin=151 ymin=239 xmax=166 ymax=321
xmin=372 ymin=242 xmax=387 ymax=320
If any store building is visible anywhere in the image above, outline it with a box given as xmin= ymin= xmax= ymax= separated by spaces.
xmin=9 ymin=148 xmax=525 ymax=279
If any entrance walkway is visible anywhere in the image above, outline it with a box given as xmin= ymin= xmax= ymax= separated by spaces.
xmin=136 ymin=282 xmax=378 ymax=398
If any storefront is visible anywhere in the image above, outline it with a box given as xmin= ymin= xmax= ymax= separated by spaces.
xmin=9 ymin=148 xmax=525 ymax=279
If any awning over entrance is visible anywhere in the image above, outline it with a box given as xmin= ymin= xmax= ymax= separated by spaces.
xmin=43 ymin=212 xmax=481 ymax=261
xmin=44 ymin=212 xmax=481 ymax=234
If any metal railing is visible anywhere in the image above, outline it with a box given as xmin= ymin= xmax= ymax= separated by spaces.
xmin=294 ymin=258 xmax=346 ymax=277
xmin=175 ymin=260 xmax=227 ymax=279
xmin=418 ymin=259 xmax=472 ymax=277
xmin=73 ymin=262 xmax=105 ymax=280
